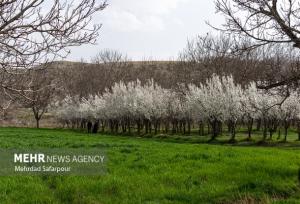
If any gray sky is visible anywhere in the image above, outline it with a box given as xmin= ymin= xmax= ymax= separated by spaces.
xmin=67 ymin=0 xmax=224 ymax=61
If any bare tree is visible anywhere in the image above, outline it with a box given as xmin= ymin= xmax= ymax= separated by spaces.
xmin=0 ymin=91 xmax=13 ymax=120
xmin=0 ymin=0 xmax=107 ymax=102
xmin=91 ymin=49 xmax=132 ymax=93
xmin=19 ymin=68 xmax=58 ymax=128
xmin=92 ymin=50 xmax=126 ymax=64
xmin=214 ymin=0 xmax=300 ymax=88
xmin=179 ymin=33 xmax=259 ymax=85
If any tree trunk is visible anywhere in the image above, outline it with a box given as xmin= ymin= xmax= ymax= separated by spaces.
xmin=187 ymin=120 xmax=191 ymax=135
xmin=33 ymin=109 xmax=41 ymax=129
xmin=109 ymin=120 xmax=113 ymax=133
xmin=128 ymin=120 xmax=131 ymax=134
xmin=231 ymin=126 xmax=236 ymax=141
xmin=87 ymin=121 xmax=92 ymax=133
xmin=102 ymin=122 xmax=105 ymax=133
xmin=263 ymin=118 xmax=268 ymax=141
xmin=218 ymin=121 xmax=222 ymax=135
xmin=198 ymin=123 xmax=204 ymax=136
xmin=284 ymin=121 xmax=289 ymax=142
xmin=36 ymin=118 xmax=40 ymax=129
xmin=154 ymin=120 xmax=158 ymax=135
xmin=165 ymin=121 xmax=169 ymax=133
xmin=284 ymin=128 xmax=288 ymax=142
xmin=210 ymin=119 xmax=219 ymax=140
xmin=229 ymin=121 xmax=236 ymax=142
xmin=256 ymin=119 xmax=261 ymax=131
xmin=172 ymin=120 xmax=176 ymax=134
xmin=137 ymin=120 xmax=141 ymax=135
xmin=277 ymin=127 xmax=281 ymax=140
xmin=92 ymin=120 xmax=99 ymax=134
xmin=247 ymin=118 xmax=253 ymax=140
xmin=115 ymin=121 xmax=119 ymax=133
xmin=145 ymin=120 xmax=150 ymax=134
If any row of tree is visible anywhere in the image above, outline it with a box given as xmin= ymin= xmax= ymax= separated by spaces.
xmin=54 ymin=74 xmax=300 ymax=142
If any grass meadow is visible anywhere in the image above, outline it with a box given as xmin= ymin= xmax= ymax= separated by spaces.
xmin=0 ymin=127 xmax=299 ymax=203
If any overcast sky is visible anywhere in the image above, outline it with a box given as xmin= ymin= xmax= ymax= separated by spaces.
xmin=67 ymin=0 xmax=224 ymax=61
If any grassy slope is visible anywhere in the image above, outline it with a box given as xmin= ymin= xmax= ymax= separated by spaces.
xmin=0 ymin=128 xmax=299 ymax=204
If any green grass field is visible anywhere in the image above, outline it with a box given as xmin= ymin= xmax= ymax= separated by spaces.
xmin=0 ymin=127 xmax=299 ymax=204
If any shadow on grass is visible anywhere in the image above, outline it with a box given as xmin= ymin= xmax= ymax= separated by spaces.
xmin=44 ymin=127 xmax=300 ymax=148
